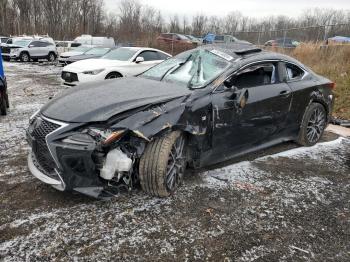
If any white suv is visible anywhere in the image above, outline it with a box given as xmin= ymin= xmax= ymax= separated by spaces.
xmin=2 ymin=39 xmax=58 ymax=62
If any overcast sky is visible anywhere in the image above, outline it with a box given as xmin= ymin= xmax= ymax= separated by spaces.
xmin=105 ymin=0 xmax=350 ymax=18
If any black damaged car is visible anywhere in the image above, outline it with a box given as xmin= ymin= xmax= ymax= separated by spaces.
xmin=26 ymin=44 xmax=335 ymax=198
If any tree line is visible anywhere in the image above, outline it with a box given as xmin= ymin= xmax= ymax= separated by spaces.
xmin=0 ymin=0 xmax=349 ymax=43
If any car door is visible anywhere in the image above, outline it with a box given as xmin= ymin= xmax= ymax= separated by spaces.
xmin=39 ymin=41 xmax=50 ymax=57
xmin=28 ymin=41 xmax=41 ymax=57
xmin=131 ymin=50 xmax=163 ymax=75
xmin=211 ymin=61 xmax=293 ymax=156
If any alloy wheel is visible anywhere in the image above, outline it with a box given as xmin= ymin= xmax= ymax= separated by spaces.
xmin=306 ymin=107 xmax=326 ymax=143
xmin=21 ymin=54 xmax=29 ymax=62
xmin=49 ymin=53 xmax=55 ymax=62
xmin=166 ymin=135 xmax=185 ymax=192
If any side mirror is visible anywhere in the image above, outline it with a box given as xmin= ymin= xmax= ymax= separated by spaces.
xmin=135 ymin=56 xmax=144 ymax=63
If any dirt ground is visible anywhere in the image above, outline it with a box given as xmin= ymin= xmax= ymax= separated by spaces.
xmin=0 ymin=62 xmax=349 ymax=261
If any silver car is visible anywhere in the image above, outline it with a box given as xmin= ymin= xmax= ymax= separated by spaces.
xmin=2 ymin=39 xmax=58 ymax=62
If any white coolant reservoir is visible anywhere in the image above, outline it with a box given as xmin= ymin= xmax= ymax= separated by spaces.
xmin=100 ymin=148 xmax=132 ymax=180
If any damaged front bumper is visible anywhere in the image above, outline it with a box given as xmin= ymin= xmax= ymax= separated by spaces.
xmin=28 ymin=151 xmax=66 ymax=191
xmin=26 ymin=116 xmax=137 ymax=198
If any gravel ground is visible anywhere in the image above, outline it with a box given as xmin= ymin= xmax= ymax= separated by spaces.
xmin=0 ymin=62 xmax=349 ymax=261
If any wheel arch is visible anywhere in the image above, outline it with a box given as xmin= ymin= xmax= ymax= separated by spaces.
xmin=105 ymin=71 xmax=123 ymax=79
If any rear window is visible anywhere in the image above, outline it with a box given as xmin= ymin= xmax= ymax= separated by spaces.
xmin=286 ymin=63 xmax=305 ymax=80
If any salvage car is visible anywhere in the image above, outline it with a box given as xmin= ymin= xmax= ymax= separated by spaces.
xmin=26 ymin=43 xmax=334 ymax=198
xmin=61 ymin=47 xmax=171 ymax=86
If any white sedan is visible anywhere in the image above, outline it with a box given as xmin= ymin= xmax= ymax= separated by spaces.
xmin=61 ymin=47 xmax=172 ymax=86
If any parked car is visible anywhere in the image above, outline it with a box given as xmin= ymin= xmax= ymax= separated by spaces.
xmin=264 ymin=38 xmax=300 ymax=48
xmin=0 ymin=36 xmax=9 ymax=47
xmin=212 ymin=34 xmax=251 ymax=44
xmin=0 ymin=48 xmax=9 ymax=115
xmin=55 ymin=40 xmax=74 ymax=54
xmin=157 ymin=33 xmax=193 ymax=46
xmin=185 ymin=35 xmax=202 ymax=45
xmin=58 ymin=46 xmax=94 ymax=65
xmin=26 ymin=43 xmax=334 ymax=198
xmin=1 ymin=39 xmax=58 ymax=62
xmin=73 ymin=34 xmax=115 ymax=48
xmin=59 ymin=47 xmax=112 ymax=65
xmin=61 ymin=47 xmax=171 ymax=86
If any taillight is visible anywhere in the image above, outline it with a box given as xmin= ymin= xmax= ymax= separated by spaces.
xmin=328 ymin=82 xmax=336 ymax=89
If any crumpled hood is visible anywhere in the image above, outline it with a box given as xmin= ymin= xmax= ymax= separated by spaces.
xmin=41 ymin=77 xmax=192 ymax=123
xmin=63 ymin=59 xmax=129 ymax=73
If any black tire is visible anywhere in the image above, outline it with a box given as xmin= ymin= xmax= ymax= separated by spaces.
xmin=20 ymin=52 xmax=30 ymax=62
xmin=48 ymin=52 xmax=56 ymax=62
xmin=297 ymin=103 xmax=327 ymax=146
xmin=0 ymin=92 xmax=7 ymax=115
xmin=139 ymin=131 xmax=186 ymax=197
xmin=105 ymin=72 xmax=122 ymax=79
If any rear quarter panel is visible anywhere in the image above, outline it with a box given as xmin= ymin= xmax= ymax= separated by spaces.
xmin=287 ymin=73 xmax=333 ymax=134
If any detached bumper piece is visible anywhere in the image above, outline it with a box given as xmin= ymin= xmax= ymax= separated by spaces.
xmin=28 ymin=152 xmax=65 ymax=191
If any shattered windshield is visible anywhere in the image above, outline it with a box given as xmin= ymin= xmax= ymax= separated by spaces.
xmin=141 ymin=49 xmax=231 ymax=89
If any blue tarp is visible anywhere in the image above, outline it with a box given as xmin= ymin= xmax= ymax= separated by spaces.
xmin=0 ymin=48 xmax=4 ymax=78
xmin=203 ymin=33 xmax=216 ymax=44
xmin=328 ymin=36 xmax=350 ymax=43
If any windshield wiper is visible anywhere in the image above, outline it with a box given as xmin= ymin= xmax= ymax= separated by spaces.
xmin=187 ymin=55 xmax=202 ymax=89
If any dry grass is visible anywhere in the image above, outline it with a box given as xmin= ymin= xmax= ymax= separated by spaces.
xmin=273 ymin=43 xmax=350 ymax=119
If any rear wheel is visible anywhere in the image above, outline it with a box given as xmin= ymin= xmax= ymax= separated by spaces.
xmin=20 ymin=52 xmax=30 ymax=62
xmin=48 ymin=52 xmax=56 ymax=62
xmin=297 ymin=103 xmax=327 ymax=146
xmin=105 ymin=72 xmax=122 ymax=79
xmin=139 ymin=131 xmax=186 ymax=197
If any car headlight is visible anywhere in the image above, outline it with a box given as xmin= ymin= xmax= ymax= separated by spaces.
xmin=10 ymin=48 xmax=19 ymax=53
xmin=82 ymin=69 xmax=105 ymax=75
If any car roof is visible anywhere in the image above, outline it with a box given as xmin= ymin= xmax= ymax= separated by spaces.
xmin=197 ymin=43 xmax=305 ymax=67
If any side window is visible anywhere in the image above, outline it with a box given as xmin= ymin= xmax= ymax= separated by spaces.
xmin=30 ymin=41 xmax=41 ymax=47
xmin=138 ymin=51 xmax=160 ymax=61
xmin=232 ymin=63 xmax=278 ymax=89
xmin=7 ymin=39 xmax=12 ymax=44
xmin=286 ymin=63 xmax=304 ymax=81
xmin=157 ymin=52 xmax=170 ymax=60
xmin=39 ymin=42 xmax=49 ymax=47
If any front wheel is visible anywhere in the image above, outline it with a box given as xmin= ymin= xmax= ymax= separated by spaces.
xmin=20 ymin=52 xmax=30 ymax=62
xmin=105 ymin=72 xmax=122 ymax=79
xmin=297 ymin=103 xmax=327 ymax=146
xmin=48 ymin=52 xmax=56 ymax=62
xmin=139 ymin=131 xmax=186 ymax=197
xmin=0 ymin=92 xmax=7 ymax=115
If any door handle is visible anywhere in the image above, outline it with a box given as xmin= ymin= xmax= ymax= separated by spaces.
xmin=279 ymin=90 xmax=291 ymax=96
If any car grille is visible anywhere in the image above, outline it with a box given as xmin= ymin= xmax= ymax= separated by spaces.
xmin=61 ymin=71 xmax=78 ymax=83
xmin=2 ymin=47 xmax=10 ymax=54
xmin=30 ymin=117 xmax=60 ymax=175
